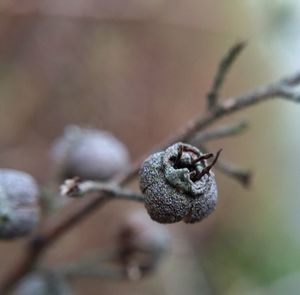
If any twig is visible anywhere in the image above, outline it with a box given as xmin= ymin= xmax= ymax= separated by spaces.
xmin=207 ymin=41 xmax=246 ymax=110
xmin=216 ymin=160 xmax=252 ymax=187
xmin=55 ymin=249 xmax=126 ymax=279
xmin=2 ymin=46 xmax=300 ymax=294
xmin=118 ymin=69 xmax=300 ymax=185
xmin=59 ymin=266 xmax=125 ymax=279
xmin=197 ymin=144 xmax=252 ymax=187
xmin=60 ymin=179 xmax=144 ymax=201
xmin=0 ymin=185 xmax=143 ymax=294
xmin=191 ymin=120 xmax=249 ymax=143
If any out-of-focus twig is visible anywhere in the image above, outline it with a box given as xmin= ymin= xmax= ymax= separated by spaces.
xmin=207 ymin=41 xmax=246 ymax=110
xmin=55 ymin=249 xmax=126 ymax=280
xmin=118 ymin=68 xmax=300 ymax=186
xmin=0 ymin=184 xmax=143 ymax=294
xmin=2 ymin=44 xmax=300 ymax=294
xmin=216 ymin=160 xmax=252 ymax=187
xmin=198 ymin=144 xmax=252 ymax=187
xmin=59 ymin=266 xmax=125 ymax=279
xmin=191 ymin=119 xmax=249 ymax=144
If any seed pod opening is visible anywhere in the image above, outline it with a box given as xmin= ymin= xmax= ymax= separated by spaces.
xmin=139 ymin=143 xmax=218 ymax=224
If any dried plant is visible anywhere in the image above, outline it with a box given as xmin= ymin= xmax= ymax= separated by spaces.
xmin=1 ymin=42 xmax=300 ymax=294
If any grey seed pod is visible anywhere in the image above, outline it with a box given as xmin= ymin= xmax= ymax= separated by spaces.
xmin=118 ymin=210 xmax=170 ymax=278
xmin=51 ymin=125 xmax=130 ymax=181
xmin=139 ymin=142 xmax=218 ymax=224
xmin=13 ymin=271 xmax=73 ymax=295
xmin=0 ymin=169 xmax=40 ymax=239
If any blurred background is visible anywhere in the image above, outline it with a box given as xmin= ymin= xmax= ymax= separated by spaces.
xmin=1 ymin=0 xmax=300 ymax=294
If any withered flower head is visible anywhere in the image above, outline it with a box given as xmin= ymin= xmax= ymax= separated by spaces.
xmin=139 ymin=143 xmax=220 ymax=224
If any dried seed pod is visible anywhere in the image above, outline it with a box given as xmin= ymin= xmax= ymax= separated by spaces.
xmin=117 ymin=210 xmax=170 ymax=279
xmin=13 ymin=271 xmax=72 ymax=295
xmin=51 ymin=125 xmax=130 ymax=181
xmin=139 ymin=143 xmax=219 ymax=224
xmin=0 ymin=169 xmax=40 ymax=239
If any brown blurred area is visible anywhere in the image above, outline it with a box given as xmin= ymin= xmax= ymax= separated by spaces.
xmin=0 ymin=1 xmax=295 ymax=295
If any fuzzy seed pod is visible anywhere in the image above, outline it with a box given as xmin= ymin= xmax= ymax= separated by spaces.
xmin=13 ymin=271 xmax=72 ymax=295
xmin=51 ymin=125 xmax=130 ymax=181
xmin=139 ymin=143 xmax=219 ymax=224
xmin=118 ymin=210 xmax=170 ymax=278
xmin=0 ymin=169 xmax=40 ymax=239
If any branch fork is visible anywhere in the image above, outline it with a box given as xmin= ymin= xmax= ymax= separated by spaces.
xmin=2 ymin=42 xmax=300 ymax=294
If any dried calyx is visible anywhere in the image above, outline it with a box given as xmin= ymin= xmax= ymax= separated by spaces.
xmin=139 ymin=143 xmax=221 ymax=224
xmin=164 ymin=143 xmax=221 ymax=196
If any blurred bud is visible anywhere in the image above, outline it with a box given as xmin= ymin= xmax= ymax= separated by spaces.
xmin=117 ymin=210 xmax=171 ymax=280
xmin=13 ymin=271 xmax=72 ymax=295
xmin=0 ymin=169 xmax=40 ymax=239
xmin=51 ymin=125 xmax=130 ymax=181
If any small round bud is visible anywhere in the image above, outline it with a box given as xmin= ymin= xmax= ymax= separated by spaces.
xmin=13 ymin=271 xmax=72 ymax=295
xmin=139 ymin=142 xmax=219 ymax=224
xmin=0 ymin=169 xmax=40 ymax=239
xmin=117 ymin=210 xmax=170 ymax=279
xmin=51 ymin=125 xmax=130 ymax=181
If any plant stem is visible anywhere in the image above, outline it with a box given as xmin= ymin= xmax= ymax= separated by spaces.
xmin=2 ymin=46 xmax=300 ymax=295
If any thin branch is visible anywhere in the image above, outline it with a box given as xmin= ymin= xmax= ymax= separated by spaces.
xmin=117 ymin=70 xmax=300 ymax=185
xmin=216 ymin=160 xmax=252 ymax=187
xmin=191 ymin=120 xmax=249 ymax=143
xmin=2 ymin=47 xmax=300 ymax=294
xmin=207 ymin=41 xmax=246 ymax=110
xmin=57 ymin=260 xmax=143 ymax=281
xmin=0 ymin=184 xmax=143 ymax=294
xmin=197 ymin=144 xmax=252 ymax=187
xmin=55 ymin=249 xmax=126 ymax=279
xmin=55 ymin=246 xmax=150 ymax=281
xmin=60 ymin=178 xmax=144 ymax=201
xmin=59 ymin=266 xmax=125 ymax=279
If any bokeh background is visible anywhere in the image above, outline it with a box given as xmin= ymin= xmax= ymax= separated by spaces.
xmin=1 ymin=0 xmax=300 ymax=294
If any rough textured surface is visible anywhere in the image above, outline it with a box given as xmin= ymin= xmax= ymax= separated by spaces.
xmin=139 ymin=142 xmax=218 ymax=224
xmin=51 ymin=125 xmax=130 ymax=181
xmin=0 ymin=169 xmax=39 ymax=239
